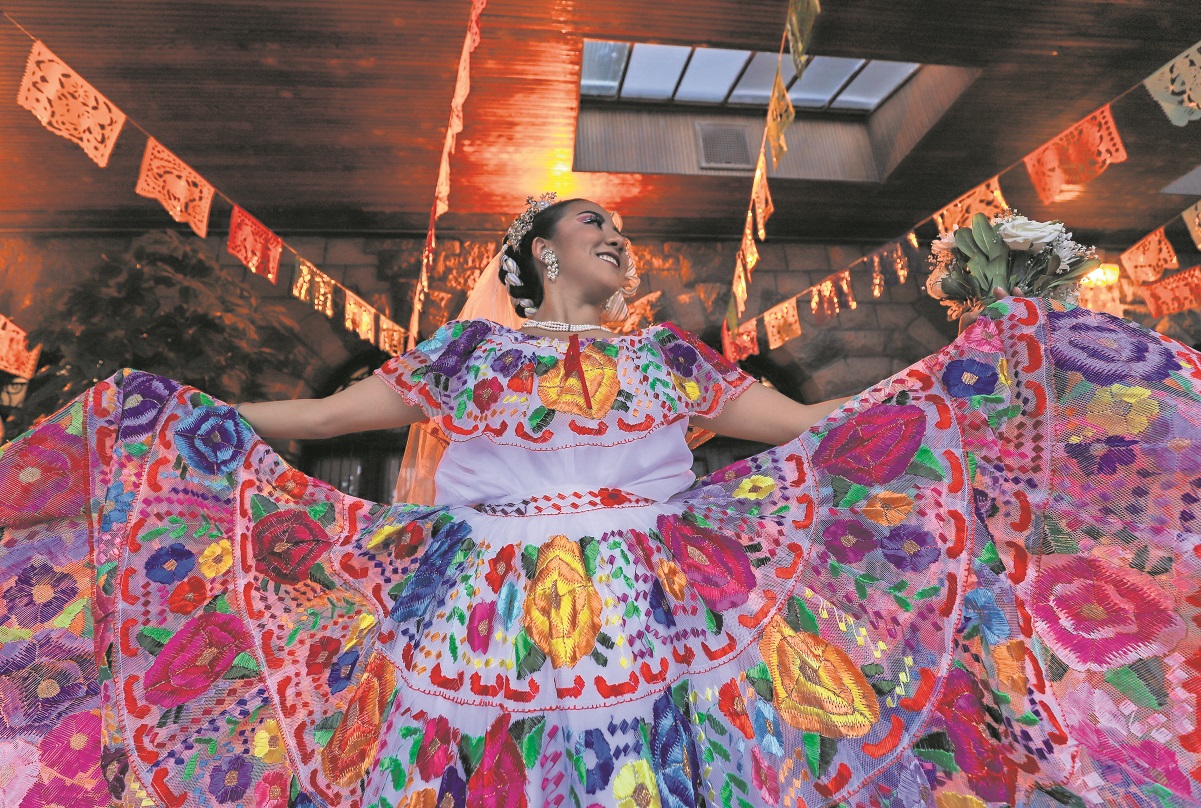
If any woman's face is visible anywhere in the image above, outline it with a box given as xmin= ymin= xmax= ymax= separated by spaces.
xmin=536 ymin=199 xmax=631 ymax=302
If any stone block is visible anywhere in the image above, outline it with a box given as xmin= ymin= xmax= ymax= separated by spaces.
xmin=907 ymin=316 xmax=952 ymax=353
xmin=826 ymin=244 xmax=864 ymax=270
xmin=886 ymin=279 xmax=920 ymax=303
xmin=286 ymin=237 xmax=329 ymax=264
xmin=325 ymin=238 xmax=374 ymax=266
xmin=874 ymin=303 xmax=917 ymax=331
xmin=805 ymin=356 xmax=893 ymax=399
xmin=784 ymin=243 xmax=831 ymax=273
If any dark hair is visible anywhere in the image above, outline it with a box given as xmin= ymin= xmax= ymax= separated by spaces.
xmin=499 ymin=197 xmax=582 ymax=318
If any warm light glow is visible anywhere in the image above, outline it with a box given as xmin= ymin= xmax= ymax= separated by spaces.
xmin=1081 ymin=263 xmax=1121 ymax=287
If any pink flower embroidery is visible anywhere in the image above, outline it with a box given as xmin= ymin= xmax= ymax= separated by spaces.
xmin=38 ymin=709 xmax=101 ymax=780
xmin=813 ymin=404 xmax=925 ymax=486
xmin=1030 ymin=555 xmax=1185 ymax=671
xmin=657 ymin=514 xmax=755 ymax=612
xmin=143 ymin=612 xmax=250 ymax=708
xmin=467 ymin=601 xmax=497 ymax=654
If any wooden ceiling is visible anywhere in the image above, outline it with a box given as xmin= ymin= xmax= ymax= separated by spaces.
xmin=0 ymin=0 xmax=1197 ymax=247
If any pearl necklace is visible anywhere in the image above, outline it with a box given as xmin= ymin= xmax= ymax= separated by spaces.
xmin=521 ymin=319 xmax=611 ymax=334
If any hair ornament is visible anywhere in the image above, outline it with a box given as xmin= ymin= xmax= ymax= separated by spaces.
xmin=500 ymin=254 xmax=522 ymax=286
xmin=505 ymin=192 xmax=558 ymax=253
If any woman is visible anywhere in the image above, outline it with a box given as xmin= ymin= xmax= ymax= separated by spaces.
xmin=2 ymin=195 xmax=1200 ymax=807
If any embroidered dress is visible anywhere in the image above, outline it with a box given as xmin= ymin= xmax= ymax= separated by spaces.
xmin=3 ymin=300 xmax=1201 ymax=808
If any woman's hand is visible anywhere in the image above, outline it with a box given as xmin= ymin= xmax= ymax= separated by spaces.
xmin=958 ymin=285 xmax=1022 ymax=333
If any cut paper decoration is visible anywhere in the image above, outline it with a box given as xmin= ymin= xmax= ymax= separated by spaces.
xmin=764 ymin=298 xmax=802 ymax=350
xmin=741 ymin=210 xmax=760 ymax=279
xmin=227 ymin=206 xmax=283 ymax=284
xmin=766 ymin=69 xmax=796 ymax=168
xmin=752 ymin=151 xmax=774 ymax=240
xmin=1023 ymin=105 xmax=1128 ymax=205
xmin=1184 ymin=200 xmax=1201 ymax=252
xmin=291 ymin=259 xmax=336 ymax=318
xmin=1144 ymin=39 xmax=1201 ymax=127
xmin=732 ymin=255 xmax=749 ymax=317
xmin=933 ymin=177 xmax=1009 ymax=234
xmin=17 ymin=41 xmax=126 ymax=168
xmin=871 ymin=253 xmax=885 ymax=299
xmin=135 ymin=138 xmax=214 ymax=238
xmin=836 ymin=269 xmax=858 ymax=310
xmin=810 ymin=278 xmax=840 ymax=326
xmin=721 ymin=318 xmax=760 ymax=362
xmin=377 ymin=316 xmax=406 ymax=356
xmin=785 ymin=0 xmax=821 ymax=78
xmin=1120 ymin=228 xmax=1179 ymax=285
xmin=1142 ymin=265 xmax=1201 ymax=318
xmin=344 ymin=290 xmax=377 ymax=342
xmin=0 ymin=315 xmax=40 ymax=379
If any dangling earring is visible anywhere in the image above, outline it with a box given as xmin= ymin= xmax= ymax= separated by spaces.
xmin=541 ymin=248 xmax=559 ymax=282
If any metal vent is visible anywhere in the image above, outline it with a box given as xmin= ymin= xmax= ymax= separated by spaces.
xmin=695 ymin=122 xmax=753 ymax=170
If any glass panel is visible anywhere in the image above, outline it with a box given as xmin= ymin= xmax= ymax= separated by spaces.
xmin=580 ymin=40 xmax=630 ymax=97
xmin=674 ymin=47 xmax=752 ymax=103
xmin=727 ymin=52 xmax=796 ymax=105
xmin=831 ymin=60 xmax=920 ymax=111
xmin=789 ymin=55 xmax=865 ymax=108
xmin=620 ymin=43 xmax=692 ymax=100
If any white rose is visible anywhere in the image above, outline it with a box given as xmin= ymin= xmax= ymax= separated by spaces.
xmin=996 ymin=218 xmax=1065 ymax=252
xmin=931 ymin=230 xmax=958 ymax=254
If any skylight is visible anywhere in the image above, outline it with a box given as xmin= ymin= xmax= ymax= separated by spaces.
xmin=580 ymin=39 xmax=924 ymax=113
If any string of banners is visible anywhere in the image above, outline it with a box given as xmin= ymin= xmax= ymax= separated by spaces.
xmin=721 ymin=0 xmax=818 ymax=361
xmin=724 ymin=35 xmax=1201 ymax=362
xmin=12 ymin=28 xmax=442 ymax=357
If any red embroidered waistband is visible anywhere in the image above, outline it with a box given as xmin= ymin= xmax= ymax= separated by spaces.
xmin=473 ymin=487 xmax=655 ymax=517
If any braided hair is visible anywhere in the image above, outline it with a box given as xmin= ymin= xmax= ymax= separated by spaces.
xmin=498 ymin=198 xmax=582 ymax=318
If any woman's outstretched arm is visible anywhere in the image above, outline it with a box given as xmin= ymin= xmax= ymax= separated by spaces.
xmin=236 ymin=375 xmax=428 ymax=440
xmin=693 ymin=383 xmax=852 ymax=445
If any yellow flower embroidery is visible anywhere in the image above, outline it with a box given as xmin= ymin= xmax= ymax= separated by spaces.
xmin=672 ymin=374 xmax=701 ymax=402
xmin=613 ymin=759 xmax=662 ymax=808
xmin=758 ymin=615 xmax=880 ymax=738
xmin=537 ymin=345 xmax=621 ymax=418
xmin=198 ymin=540 xmax=233 ymax=578
xmin=523 ymin=535 xmax=602 ymax=668
xmin=1087 ymin=383 xmax=1159 ymax=436
xmin=733 ymin=475 xmax=776 ymax=500
xmin=936 ymin=793 xmax=987 ymax=808
xmin=252 ymin=719 xmax=284 ymax=763
xmin=861 ymin=491 xmax=913 ymax=526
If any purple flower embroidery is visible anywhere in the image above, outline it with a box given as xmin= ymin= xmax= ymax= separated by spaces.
xmin=1049 ymin=307 xmax=1180 ymax=386
xmin=822 ymin=519 xmax=877 ymax=564
xmin=4 ymin=561 xmax=78 ymax=627
xmin=881 ymin=525 xmax=940 ymax=572
xmin=1064 ymin=435 xmax=1138 ymax=475
xmin=490 ymin=348 xmax=526 ymax=376
xmin=118 ymin=372 xmax=179 ymax=442
xmin=208 ymin=754 xmax=254 ymax=803
xmin=427 ymin=320 xmax=492 ymax=377
xmin=662 ymin=340 xmax=700 ymax=378
xmin=0 ymin=632 xmax=97 ymax=734
xmin=175 ymin=406 xmax=253 ymax=476
xmin=943 ymin=358 xmax=998 ymax=398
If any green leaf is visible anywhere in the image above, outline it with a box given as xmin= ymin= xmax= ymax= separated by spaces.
xmin=136 ymin=626 xmax=175 ymax=655
xmin=309 ymin=501 xmax=332 ymax=523
xmin=785 ymin=596 xmax=820 ymax=635
xmin=837 ymin=483 xmax=871 ymax=508
xmin=512 ymin=716 xmax=546 ymax=769
xmin=1105 ymin=660 xmax=1167 ymax=709
xmin=458 ymin=734 xmax=485 ymax=780
xmin=580 ymin=536 xmax=599 ymax=577
xmin=914 ymin=585 xmax=941 ymax=600
xmin=521 ymin=545 xmax=540 ymax=579
xmin=747 ymin=662 xmax=774 ymax=701
xmin=829 ymin=475 xmax=854 ymax=507
xmin=705 ymin=608 xmax=724 ymax=635
xmin=49 ymin=597 xmax=88 ymax=629
xmin=515 ymin=630 xmax=547 ymax=678
xmin=954 ymin=227 xmax=979 ymax=257
xmin=308 ymin=563 xmax=338 ymax=591
xmin=126 ymin=440 xmax=150 ymax=456
xmin=971 ymin=214 xmax=1002 ymax=258
xmin=528 ymin=405 xmax=554 ymax=434
xmin=250 ymin=494 xmax=278 ymax=523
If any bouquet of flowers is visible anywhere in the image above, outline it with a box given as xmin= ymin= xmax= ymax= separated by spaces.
xmin=926 ymin=212 xmax=1101 ymax=320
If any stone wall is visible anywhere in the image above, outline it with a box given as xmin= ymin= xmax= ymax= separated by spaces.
xmin=0 ymin=230 xmax=959 ymax=408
